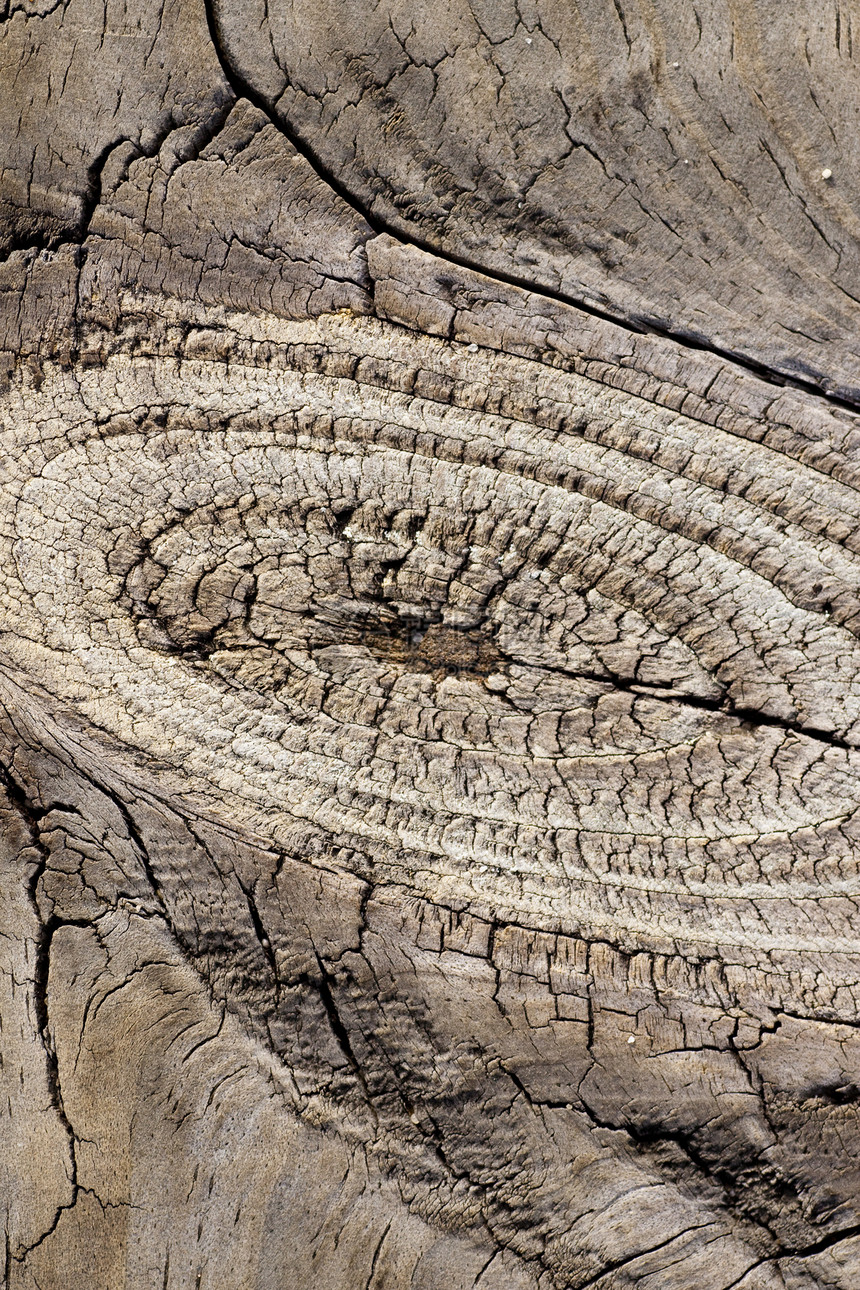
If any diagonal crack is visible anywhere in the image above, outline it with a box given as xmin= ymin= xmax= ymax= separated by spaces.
xmin=200 ymin=0 xmax=860 ymax=415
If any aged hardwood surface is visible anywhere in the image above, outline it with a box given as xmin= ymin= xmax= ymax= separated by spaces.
xmin=4 ymin=2 xmax=860 ymax=1287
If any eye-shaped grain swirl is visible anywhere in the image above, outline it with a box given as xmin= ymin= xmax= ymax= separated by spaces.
xmin=6 ymin=309 xmax=860 ymax=973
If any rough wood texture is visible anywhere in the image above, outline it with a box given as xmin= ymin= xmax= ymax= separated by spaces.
xmin=4 ymin=3 xmax=860 ymax=1287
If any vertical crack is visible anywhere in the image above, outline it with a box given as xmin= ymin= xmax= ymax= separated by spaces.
xmin=0 ymin=759 xmax=88 ymax=1260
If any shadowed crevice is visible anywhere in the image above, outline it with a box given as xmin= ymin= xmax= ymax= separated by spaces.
xmin=200 ymin=0 xmax=860 ymax=416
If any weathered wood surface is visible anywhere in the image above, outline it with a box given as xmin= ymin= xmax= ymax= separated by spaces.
xmin=4 ymin=2 xmax=860 ymax=1287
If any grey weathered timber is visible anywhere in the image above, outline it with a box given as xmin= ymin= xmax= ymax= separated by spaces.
xmin=3 ymin=2 xmax=860 ymax=1287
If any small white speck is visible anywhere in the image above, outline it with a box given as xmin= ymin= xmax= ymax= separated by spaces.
xmin=672 ymin=61 xmax=680 ymax=68
xmin=627 ymin=1034 xmax=636 ymax=1044
xmin=526 ymin=36 xmax=532 ymax=43
xmin=822 ymin=168 xmax=833 ymax=180
xmin=467 ymin=342 xmax=478 ymax=352
xmin=261 ymin=937 xmax=270 ymax=949
xmin=517 ymin=202 xmax=523 ymax=208
xmin=683 ymin=159 xmax=690 ymax=165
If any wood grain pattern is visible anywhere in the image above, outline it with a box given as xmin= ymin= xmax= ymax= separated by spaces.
xmin=3 ymin=3 xmax=860 ymax=1287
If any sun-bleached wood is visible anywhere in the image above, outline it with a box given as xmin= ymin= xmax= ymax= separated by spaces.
xmin=4 ymin=3 xmax=860 ymax=1288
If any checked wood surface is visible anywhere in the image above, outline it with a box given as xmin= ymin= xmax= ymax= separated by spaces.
xmin=3 ymin=3 xmax=860 ymax=1288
